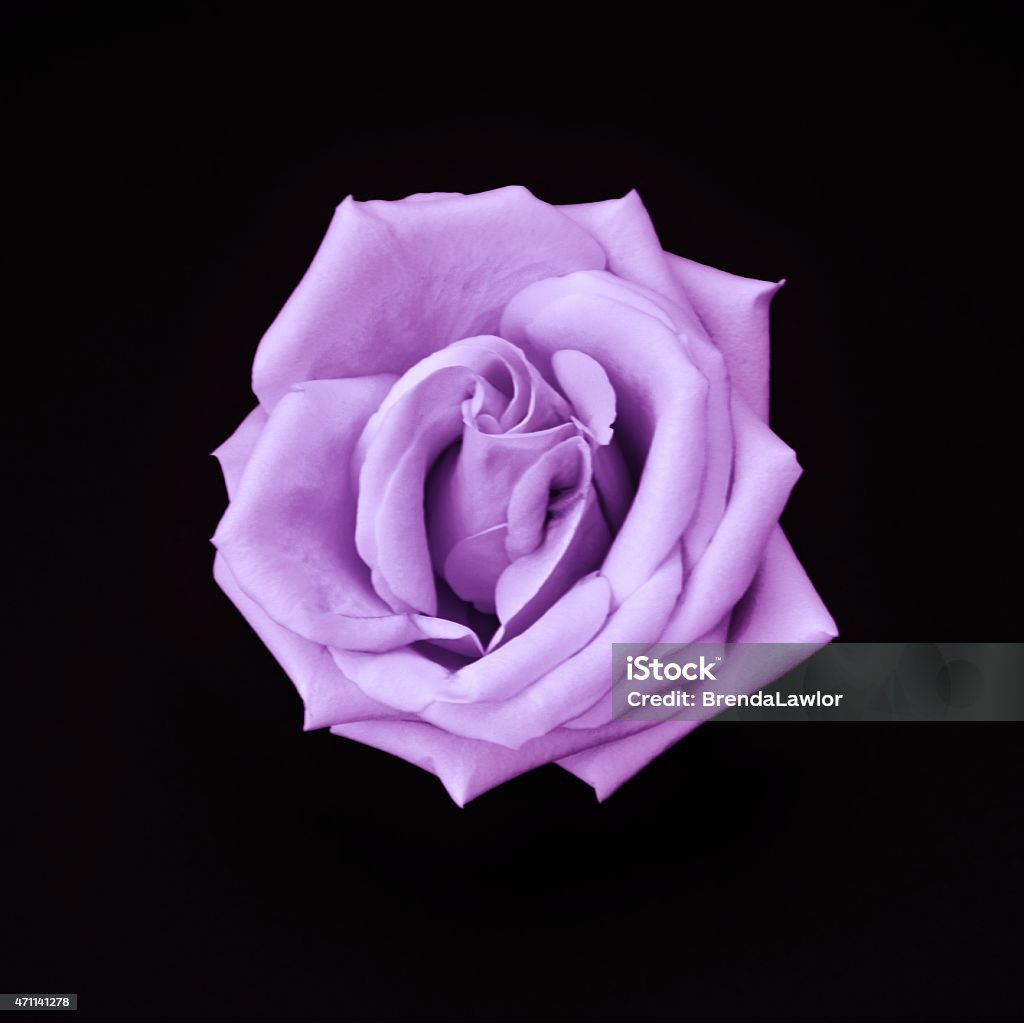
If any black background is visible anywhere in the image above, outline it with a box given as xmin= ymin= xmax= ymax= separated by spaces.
xmin=6 ymin=7 xmax=1021 ymax=1020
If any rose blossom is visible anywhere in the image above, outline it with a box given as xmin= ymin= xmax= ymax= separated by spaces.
xmin=211 ymin=186 xmax=836 ymax=805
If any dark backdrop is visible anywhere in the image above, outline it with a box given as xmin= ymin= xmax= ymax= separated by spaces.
xmin=6 ymin=8 xmax=1021 ymax=1020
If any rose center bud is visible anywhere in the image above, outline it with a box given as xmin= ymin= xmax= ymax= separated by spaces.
xmin=421 ymin=341 xmax=626 ymax=650
xmin=353 ymin=335 xmax=632 ymax=652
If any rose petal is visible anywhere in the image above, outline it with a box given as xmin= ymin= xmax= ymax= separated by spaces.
xmin=356 ymin=336 xmax=569 ymax=457
xmin=449 ymin=573 xmax=610 ymax=702
xmin=329 ymin=645 xmax=452 ymax=714
xmin=443 ymin=524 xmax=509 ymax=613
xmin=355 ymin=366 xmax=505 ymax=614
xmin=212 ymin=406 xmax=268 ymax=500
xmin=727 ymin=526 xmax=838 ymax=643
xmin=329 ymin=716 xmax=652 ymax=807
xmin=427 ymin=420 xmax=578 ymax=575
xmin=658 ymin=393 xmax=802 ymax=642
xmin=501 ymin=271 xmax=709 ymax=606
xmin=503 ymin=437 xmax=590 ymax=559
xmin=525 ymin=269 xmax=735 ymax=571
xmin=212 ymin=377 xmax=481 ymax=653
xmin=556 ymin=722 xmax=702 ymax=803
xmin=252 ymin=187 xmax=606 ymax=409
xmin=591 ymin=440 xmax=634 ymax=536
xmin=331 ymin=573 xmax=611 ymax=713
xmin=493 ymin=489 xmax=610 ymax=642
xmin=422 ymin=547 xmax=683 ymax=748
xmin=558 ymin=190 xmax=695 ymax=315
xmin=667 ymin=252 xmax=783 ymax=423
xmin=213 ymin=553 xmax=397 ymax=730
xmin=551 ymin=348 xmax=617 ymax=445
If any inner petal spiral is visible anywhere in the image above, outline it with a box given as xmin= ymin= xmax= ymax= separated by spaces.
xmin=353 ymin=335 xmax=628 ymax=650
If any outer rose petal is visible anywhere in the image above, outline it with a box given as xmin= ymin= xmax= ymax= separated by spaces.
xmin=557 ymin=190 xmax=696 ymax=317
xmin=556 ymin=527 xmax=837 ymax=800
xmin=556 ymin=722 xmax=702 ymax=802
xmin=562 ymin=192 xmax=781 ymax=425
xmin=212 ymin=406 xmax=268 ymax=500
xmin=213 ymin=376 xmax=481 ymax=654
xmin=252 ymin=187 xmax=606 ymax=409
xmin=727 ymin=526 xmax=838 ymax=643
xmin=213 ymin=553 xmax=397 ymax=729
xmin=521 ymin=269 xmax=735 ymax=574
xmin=330 ymin=716 xmax=657 ymax=807
xmin=656 ymin=392 xmax=803 ymax=643
xmin=667 ymin=252 xmax=782 ymax=423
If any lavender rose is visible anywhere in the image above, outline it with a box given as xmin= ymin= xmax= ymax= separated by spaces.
xmin=211 ymin=186 xmax=835 ymax=804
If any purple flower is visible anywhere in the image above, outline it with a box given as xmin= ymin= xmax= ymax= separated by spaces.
xmin=211 ymin=186 xmax=836 ymax=804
